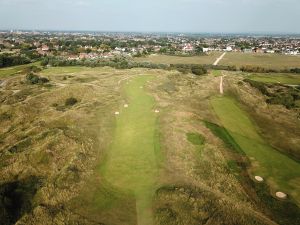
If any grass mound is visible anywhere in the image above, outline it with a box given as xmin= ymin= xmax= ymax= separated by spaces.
xmin=186 ymin=132 xmax=205 ymax=145
xmin=203 ymin=121 xmax=244 ymax=155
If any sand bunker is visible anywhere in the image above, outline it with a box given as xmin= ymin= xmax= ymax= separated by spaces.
xmin=155 ymin=110 xmax=160 ymax=113
xmin=124 ymin=104 xmax=129 ymax=108
xmin=276 ymin=192 xmax=287 ymax=199
xmin=115 ymin=111 xmax=120 ymax=115
xmin=254 ymin=176 xmax=264 ymax=182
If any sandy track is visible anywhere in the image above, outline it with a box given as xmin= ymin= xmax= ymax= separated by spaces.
xmin=213 ymin=52 xmax=226 ymax=66
xmin=219 ymin=76 xmax=223 ymax=94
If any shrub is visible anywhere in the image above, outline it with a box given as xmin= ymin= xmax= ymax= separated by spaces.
xmin=290 ymin=68 xmax=300 ymax=73
xmin=65 ymin=97 xmax=78 ymax=106
xmin=0 ymin=112 xmax=11 ymax=122
xmin=191 ymin=67 xmax=207 ymax=76
xmin=267 ymin=94 xmax=295 ymax=109
xmin=0 ymin=53 xmax=31 ymax=68
xmin=243 ymin=79 xmax=270 ymax=96
xmin=26 ymin=73 xmax=49 ymax=84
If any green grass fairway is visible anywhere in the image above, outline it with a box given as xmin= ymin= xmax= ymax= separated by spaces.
xmin=211 ymin=96 xmax=300 ymax=204
xmin=134 ymin=52 xmax=221 ymax=65
xmin=0 ymin=62 xmax=41 ymax=78
xmin=100 ymin=75 xmax=160 ymax=225
xmin=247 ymin=73 xmax=300 ymax=85
xmin=220 ymin=52 xmax=300 ymax=69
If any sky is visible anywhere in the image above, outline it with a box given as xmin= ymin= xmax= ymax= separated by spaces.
xmin=0 ymin=0 xmax=299 ymax=33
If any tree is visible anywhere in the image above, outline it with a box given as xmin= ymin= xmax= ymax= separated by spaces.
xmin=195 ymin=46 xmax=203 ymax=53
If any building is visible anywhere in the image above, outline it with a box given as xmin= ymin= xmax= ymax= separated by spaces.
xmin=226 ymin=46 xmax=233 ymax=52
xmin=182 ymin=43 xmax=194 ymax=52
xmin=41 ymin=45 xmax=49 ymax=51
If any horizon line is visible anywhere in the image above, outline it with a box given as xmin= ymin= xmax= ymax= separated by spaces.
xmin=1 ymin=28 xmax=300 ymax=36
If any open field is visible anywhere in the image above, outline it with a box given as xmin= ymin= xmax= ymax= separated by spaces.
xmin=219 ymin=52 xmax=300 ymax=69
xmin=246 ymin=73 xmax=300 ymax=85
xmin=134 ymin=52 xmax=222 ymax=65
xmin=0 ymin=65 xmax=300 ymax=224
xmin=211 ymin=96 xmax=300 ymax=205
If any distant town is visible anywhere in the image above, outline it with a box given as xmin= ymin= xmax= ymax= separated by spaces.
xmin=0 ymin=30 xmax=300 ymax=63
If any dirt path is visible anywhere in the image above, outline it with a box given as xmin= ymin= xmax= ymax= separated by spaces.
xmin=219 ymin=75 xmax=224 ymax=94
xmin=213 ymin=52 xmax=226 ymax=66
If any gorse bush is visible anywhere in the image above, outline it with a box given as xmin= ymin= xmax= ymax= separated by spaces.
xmin=170 ymin=64 xmax=208 ymax=75
xmin=65 ymin=97 xmax=78 ymax=106
xmin=26 ymin=73 xmax=49 ymax=84
xmin=0 ymin=112 xmax=11 ymax=122
xmin=244 ymin=79 xmax=300 ymax=109
xmin=244 ymin=79 xmax=270 ymax=96
xmin=0 ymin=53 xmax=31 ymax=68
xmin=241 ymin=65 xmax=300 ymax=74
xmin=290 ymin=68 xmax=300 ymax=74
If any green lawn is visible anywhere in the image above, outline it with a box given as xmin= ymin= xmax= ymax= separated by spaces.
xmin=220 ymin=52 xmax=300 ymax=69
xmin=100 ymin=75 xmax=161 ymax=225
xmin=134 ymin=52 xmax=221 ymax=65
xmin=0 ymin=61 xmax=41 ymax=78
xmin=247 ymin=73 xmax=300 ymax=85
xmin=210 ymin=70 xmax=222 ymax=77
xmin=211 ymin=96 xmax=300 ymax=205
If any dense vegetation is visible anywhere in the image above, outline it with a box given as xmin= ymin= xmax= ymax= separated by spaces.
xmin=170 ymin=64 xmax=207 ymax=75
xmin=0 ymin=53 xmax=31 ymax=68
xmin=41 ymin=56 xmax=211 ymax=76
xmin=241 ymin=65 xmax=300 ymax=74
xmin=25 ymin=73 xmax=49 ymax=84
xmin=244 ymin=79 xmax=300 ymax=109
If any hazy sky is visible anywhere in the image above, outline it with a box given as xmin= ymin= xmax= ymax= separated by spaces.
xmin=0 ymin=0 xmax=299 ymax=33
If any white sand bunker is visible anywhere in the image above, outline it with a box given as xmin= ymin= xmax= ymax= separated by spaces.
xmin=254 ymin=176 xmax=264 ymax=182
xmin=276 ymin=192 xmax=287 ymax=199
xmin=124 ymin=104 xmax=129 ymax=108
xmin=115 ymin=111 xmax=120 ymax=115
xmin=155 ymin=109 xmax=160 ymax=113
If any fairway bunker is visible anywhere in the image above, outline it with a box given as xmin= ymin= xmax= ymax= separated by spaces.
xmin=276 ymin=192 xmax=287 ymax=199
xmin=124 ymin=104 xmax=129 ymax=108
xmin=115 ymin=111 xmax=120 ymax=115
xmin=155 ymin=109 xmax=160 ymax=113
xmin=254 ymin=176 xmax=264 ymax=182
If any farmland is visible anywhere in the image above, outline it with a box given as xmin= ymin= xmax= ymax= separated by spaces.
xmin=246 ymin=73 xmax=300 ymax=85
xmin=134 ymin=52 xmax=222 ymax=65
xmin=219 ymin=52 xmax=300 ymax=69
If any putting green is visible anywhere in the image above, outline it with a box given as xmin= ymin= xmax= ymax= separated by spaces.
xmin=211 ymin=96 xmax=300 ymax=205
xmin=101 ymin=75 xmax=160 ymax=225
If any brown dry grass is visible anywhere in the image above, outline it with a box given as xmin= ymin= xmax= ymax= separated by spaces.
xmin=1 ymin=66 xmax=298 ymax=225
